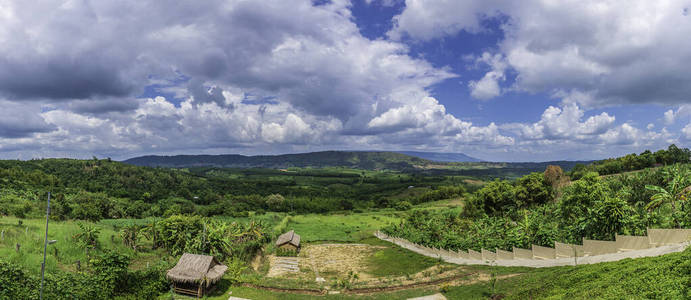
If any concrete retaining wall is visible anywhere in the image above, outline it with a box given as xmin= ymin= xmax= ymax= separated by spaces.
xmin=615 ymin=234 xmax=652 ymax=251
xmin=468 ymin=249 xmax=482 ymax=260
xmin=481 ymin=249 xmax=497 ymax=261
xmin=513 ymin=247 xmax=533 ymax=260
xmin=532 ymin=244 xmax=556 ymax=260
xmin=583 ymin=239 xmax=617 ymax=256
xmin=648 ymin=228 xmax=691 ymax=246
xmin=496 ymin=248 xmax=514 ymax=260
xmin=373 ymin=230 xmax=691 ymax=268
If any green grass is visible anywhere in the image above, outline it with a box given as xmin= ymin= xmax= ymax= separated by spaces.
xmin=165 ymin=285 xmax=441 ymax=300
xmin=445 ymin=247 xmax=691 ymax=299
xmin=362 ymin=237 xmax=441 ymax=277
xmin=286 ymin=212 xmax=400 ymax=243
xmin=0 ymin=217 xmax=137 ymax=276
xmin=169 ymin=246 xmax=691 ymax=300
xmin=0 ymin=216 xmax=170 ymax=277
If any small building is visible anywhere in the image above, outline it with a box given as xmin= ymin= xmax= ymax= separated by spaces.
xmin=166 ymin=253 xmax=228 ymax=298
xmin=276 ymin=230 xmax=301 ymax=251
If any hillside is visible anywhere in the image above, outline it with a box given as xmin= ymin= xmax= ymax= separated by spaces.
xmin=123 ymin=151 xmax=434 ymax=170
xmin=397 ymin=151 xmax=483 ymax=162
xmin=123 ymin=151 xmax=587 ymax=174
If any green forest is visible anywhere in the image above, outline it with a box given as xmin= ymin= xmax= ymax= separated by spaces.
xmin=382 ymin=145 xmax=691 ymax=251
xmin=0 ymin=144 xmax=689 ymax=299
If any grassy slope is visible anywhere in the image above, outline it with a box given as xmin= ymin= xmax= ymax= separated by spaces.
xmin=0 ymin=216 xmax=164 ymax=276
xmin=362 ymin=237 xmax=440 ymax=277
xmin=286 ymin=212 xmax=401 ymax=243
xmin=187 ymin=247 xmax=691 ymax=300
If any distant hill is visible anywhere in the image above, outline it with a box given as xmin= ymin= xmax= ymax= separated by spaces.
xmin=123 ymin=151 xmax=593 ymax=177
xmin=397 ymin=151 xmax=483 ymax=162
xmin=123 ymin=151 xmax=434 ymax=170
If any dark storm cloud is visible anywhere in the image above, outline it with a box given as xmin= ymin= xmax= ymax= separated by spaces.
xmin=0 ymin=56 xmax=134 ymax=100
xmin=0 ymin=101 xmax=56 ymax=138
xmin=67 ymin=98 xmax=140 ymax=114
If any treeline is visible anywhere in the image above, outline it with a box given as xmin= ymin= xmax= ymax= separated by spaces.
xmin=0 ymin=158 xmax=469 ymax=220
xmin=570 ymin=144 xmax=690 ymax=179
xmin=383 ymin=162 xmax=691 ymax=251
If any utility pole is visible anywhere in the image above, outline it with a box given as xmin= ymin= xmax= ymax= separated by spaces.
xmin=40 ymin=192 xmax=51 ymax=300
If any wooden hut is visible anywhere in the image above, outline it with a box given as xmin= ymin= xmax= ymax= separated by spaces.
xmin=276 ymin=230 xmax=301 ymax=252
xmin=166 ymin=253 xmax=228 ymax=298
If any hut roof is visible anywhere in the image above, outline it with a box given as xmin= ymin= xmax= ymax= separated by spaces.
xmin=276 ymin=230 xmax=300 ymax=247
xmin=166 ymin=253 xmax=228 ymax=287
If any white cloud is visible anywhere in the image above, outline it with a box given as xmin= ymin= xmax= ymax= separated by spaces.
xmin=663 ymin=105 xmax=691 ymax=125
xmin=391 ymin=0 xmax=691 ymax=107
xmin=508 ymin=103 xmax=616 ymax=141
xmin=0 ymin=0 xmax=688 ymax=160
xmin=468 ymin=53 xmax=507 ymax=100
xmin=682 ymin=123 xmax=691 ymax=141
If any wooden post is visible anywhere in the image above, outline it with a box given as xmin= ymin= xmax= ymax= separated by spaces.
xmin=16 ymin=243 xmax=20 ymax=252
xmin=40 ymin=192 xmax=51 ymax=300
xmin=1 ymin=230 xmax=4 ymax=241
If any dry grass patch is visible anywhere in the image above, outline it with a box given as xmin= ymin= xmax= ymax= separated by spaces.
xmin=302 ymin=243 xmax=386 ymax=280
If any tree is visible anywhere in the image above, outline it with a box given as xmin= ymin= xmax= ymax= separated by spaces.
xmin=475 ymin=179 xmax=515 ymax=215
xmin=265 ymin=193 xmax=285 ymax=211
xmin=515 ymin=172 xmax=553 ymax=208
xmin=645 ymin=165 xmax=690 ymax=214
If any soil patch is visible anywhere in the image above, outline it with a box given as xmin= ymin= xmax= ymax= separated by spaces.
xmin=301 ymin=243 xmax=386 ymax=280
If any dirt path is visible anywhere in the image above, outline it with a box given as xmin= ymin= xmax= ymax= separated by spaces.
xmin=240 ymin=272 xmax=521 ymax=296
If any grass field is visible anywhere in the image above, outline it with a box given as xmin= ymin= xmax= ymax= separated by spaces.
xmin=285 ymin=212 xmax=401 ymax=243
xmin=157 ymin=246 xmax=691 ymax=299
xmin=5 ymin=211 xmax=691 ymax=299
xmin=0 ymin=216 xmax=145 ymax=276
xmin=362 ymin=237 xmax=441 ymax=277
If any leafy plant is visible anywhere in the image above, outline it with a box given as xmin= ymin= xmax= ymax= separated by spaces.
xmin=72 ymin=222 xmax=101 ymax=253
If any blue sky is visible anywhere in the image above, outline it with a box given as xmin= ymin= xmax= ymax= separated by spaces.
xmin=0 ymin=0 xmax=689 ymax=161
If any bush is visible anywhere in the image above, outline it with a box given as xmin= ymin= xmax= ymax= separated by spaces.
xmin=395 ymin=201 xmax=413 ymax=211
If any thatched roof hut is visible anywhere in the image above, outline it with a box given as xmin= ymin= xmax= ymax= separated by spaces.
xmin=276 ymin=230 xmax=300 ymax=249
xmin=167 ymin=253 xmax=228 ymax=297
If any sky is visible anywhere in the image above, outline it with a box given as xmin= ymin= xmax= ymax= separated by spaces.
xmin=0 ymin=0 xmax=690 ymax=162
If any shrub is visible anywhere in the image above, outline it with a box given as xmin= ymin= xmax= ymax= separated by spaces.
xmin=395 ymin=201 xmax=413 ymax=211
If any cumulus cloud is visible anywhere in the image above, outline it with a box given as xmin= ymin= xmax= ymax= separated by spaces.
xmin=507 ymin=103 xmax=616 ymax=141
xmin=683 ymin=123 xmax=691 ymax=141
xmin=0 ymin=0 xmax=687 ymax=160
xmin=468 ymin=52 xmax=507 ymax=100
xmin=663 ymin=105 xmax=691 ymax=125
xmin=391 ymin=0 xmax=691 ymax=107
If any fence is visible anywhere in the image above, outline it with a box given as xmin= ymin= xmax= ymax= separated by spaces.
xmin=374 ymin=229 xmax=691 ymax=268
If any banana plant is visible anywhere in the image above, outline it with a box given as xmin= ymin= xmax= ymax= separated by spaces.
xmin=645 ymin=165 xmax=690 ymax=212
